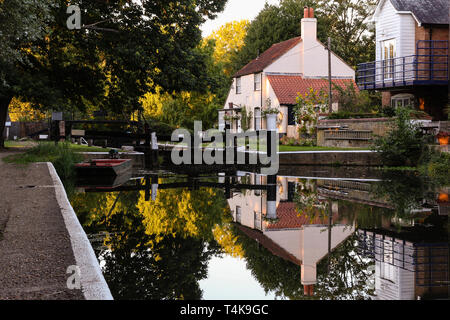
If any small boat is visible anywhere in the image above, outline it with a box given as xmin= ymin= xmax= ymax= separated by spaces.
xmin=75 ymin=159 xmax=132 ymax=177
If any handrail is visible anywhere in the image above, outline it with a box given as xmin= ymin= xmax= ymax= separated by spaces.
xmin=356 ymin=40 xmax=448 ymax=89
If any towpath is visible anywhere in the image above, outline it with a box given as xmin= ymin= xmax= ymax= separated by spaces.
xmin=0 ymin=150 xmax=84 ymax=300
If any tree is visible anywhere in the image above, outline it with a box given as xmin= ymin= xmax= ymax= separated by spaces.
xmin=232 ymin=0 xmax=322 ymax=73
xmin=316 ymin=0 xmax=377 ymax=68
xmin=0 ymin=0 xmax=54 ymax=147
xmin=204 ymin=20 xmax=250 ymax=77
xmin=371 ymin=107 xmax=428 ymax=167
xmin=0 ymin=0 xmax=227 ymax=147
xmin=231 ymin=0 xmax=376 ymax=74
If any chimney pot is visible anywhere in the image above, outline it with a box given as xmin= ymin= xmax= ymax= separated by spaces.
xmin=304 ymin=7 xmax=309 ymax=18
xmin=309 ymin=8 xmax=314 ymax=18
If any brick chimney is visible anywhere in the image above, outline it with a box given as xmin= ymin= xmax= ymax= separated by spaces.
xmin=301 ymin=6 xmax=317 ymax=43
xmin=304 ymin=6 xmax=314 ymax=18
xmin=301 ymin=6 xmax=318 ymax=77
xmin=304 ymin=284 xmax=315 ymax=297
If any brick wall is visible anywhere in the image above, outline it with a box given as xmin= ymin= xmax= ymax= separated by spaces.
xmin=317 ymin=118 xmax=394 ymax=148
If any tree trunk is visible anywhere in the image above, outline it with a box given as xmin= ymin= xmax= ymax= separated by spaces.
xmin=0 ymin=96 xmax=13 ymax=148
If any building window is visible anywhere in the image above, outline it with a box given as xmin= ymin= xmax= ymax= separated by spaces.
xmin=254 ymin=73 xmax=261 ymax=91
xmin=391 ymin=94 xmax=414 ymax=109
xmin=236 ymin=77 xmax=242 ymax=94
xmin=236 ymin=206 xmax=242 ymax=223
xmin=382 ymin=39 xmax=396 ymax=80
xmin=254 ymin=211 xmax=262 ymax=231
xmin=287 ymin=106 xmax=296 ymax=125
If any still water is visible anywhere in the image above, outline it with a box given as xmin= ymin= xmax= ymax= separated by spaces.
xmin=69 ymin=166 xmax=449 ymax=300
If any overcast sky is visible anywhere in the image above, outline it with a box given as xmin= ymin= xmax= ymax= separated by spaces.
xmin=201 ymin=0 xmax=280 ymax=37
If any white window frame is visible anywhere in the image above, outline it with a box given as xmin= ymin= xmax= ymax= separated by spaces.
xmin=391 ymin=94 xmax=415 ymax=109
xmin=254 ymin=73 xmax=261 ymax=91
xmin=381 ymin=39 xmax=396 ymax=80
xmin=236 ymin=77 xmax=242 ymax=94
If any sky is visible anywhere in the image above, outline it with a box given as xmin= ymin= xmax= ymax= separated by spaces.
xmin=201 ymin=0 xmax=280 ymax=37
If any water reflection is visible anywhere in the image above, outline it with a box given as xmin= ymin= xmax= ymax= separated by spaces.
xmin=70 ymin=167 xmax=449 ymax=300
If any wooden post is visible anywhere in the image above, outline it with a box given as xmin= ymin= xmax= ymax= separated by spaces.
xmin=327 ymin=37 xmax=333 ymax=114
xmin=151 ymin=132 xmax=158 ymax=168
xmin=144 ymin=123 xmax=151 ymax=169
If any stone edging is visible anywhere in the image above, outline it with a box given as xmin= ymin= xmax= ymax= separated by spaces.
xmin=45 ymin=162 xmax=113 ymax=300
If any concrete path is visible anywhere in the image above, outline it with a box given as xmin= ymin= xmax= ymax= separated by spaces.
xmin=0 ymin=150 xmax=85 ymax=300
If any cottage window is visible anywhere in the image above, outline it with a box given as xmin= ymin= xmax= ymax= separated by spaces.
xmin=236 ymin=77 xmax=242 ymax=94
xmin=236 ymin=206 xmax=242 ymax=223
xmin=287 ymin=106 xmax=296 ymax=125
xmin=254 ymin=211 xmax=262 ymax=231
xmin=254 ymin=73 xmax=261 ymax=91
xmin=391 ymin=94 xmax=414 ymax=109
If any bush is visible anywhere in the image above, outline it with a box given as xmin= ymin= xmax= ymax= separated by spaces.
xmin=419 ymin=151 xmax=450 ymax=185
xmin=371 ymin=107 xmax=428 ymax=167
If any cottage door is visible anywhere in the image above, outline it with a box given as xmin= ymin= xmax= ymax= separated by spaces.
xmin=382 ymin=39 xmax=396 ymax=80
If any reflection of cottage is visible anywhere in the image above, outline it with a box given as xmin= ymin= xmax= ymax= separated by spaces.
xmin=219 ymin=7 xmax=356 ymax=137
xmin=358 ymin=226 xmax=449 ymax=300
xmin=357 ymin=0 xmax=449 ymax=120
xmin=228 ymin=174 xmax=355 ymax=296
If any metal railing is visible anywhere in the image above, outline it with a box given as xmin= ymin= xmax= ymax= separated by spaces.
xmin=357 ymin=231 xmax=449 ymax=287
xmin=357 ymin=40 xmax=448 ymax=90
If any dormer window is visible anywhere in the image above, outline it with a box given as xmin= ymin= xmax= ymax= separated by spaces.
xmin=254 ymin=73 xmax=261 ymax=91
xmin=236 ymin=77 xmax=242 ymax=94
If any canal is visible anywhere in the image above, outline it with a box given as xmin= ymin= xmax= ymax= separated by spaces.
xmin=68 ymin=166 xmax=449 ymax=300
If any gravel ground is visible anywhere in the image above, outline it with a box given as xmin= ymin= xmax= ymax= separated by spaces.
xmin=0 ymin=149 xmax=84 ymax=300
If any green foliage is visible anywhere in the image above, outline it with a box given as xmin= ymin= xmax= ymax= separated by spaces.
xmin=231 ymin=0 xmax=376 ymax=73
xmin=332 ymin=82 xmax=381 ymax=113
xmin=231 ymin=0 xmax=321 ymax=73
xmin=316 ymin=0 xmax=377 ymax=68
xmin=0 ymin=0 xmax=228 ymax=144
xmin=4 ymin=142 xmax=83 ymax=191
xmin=371 ymin=170 xmax=440 ymax=217
xmin=294 ymin=87 xmax=328 ymax=140
xmin=419 ymin=151 xmax=450 ymax=186
xmin=315 ymin=233 xmax=375 ymax=300
xmin=371 ymin=107 xmax=428 ymax=167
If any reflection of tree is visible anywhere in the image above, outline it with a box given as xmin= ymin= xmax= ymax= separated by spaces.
xmin=315 ymin=234 xmax=375 ymax=300
xmin=233 ymin=225 xmax=304 ymax=300
xmin=336 ymin=200 xmax=391 ymax=230
xmin=102 ymin=231 xmax=219 ymax=300
xmin=371 ymin=171 xmax=439 ymax=217
xmin=139 ymin=187 xmax=228 ymax=243
xmin=70 ymin=183 xmax=230 ymax=300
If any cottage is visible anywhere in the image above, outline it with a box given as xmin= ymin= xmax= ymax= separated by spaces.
xmin=357 ymin=0 xmax=449 ymax=120
xmin=228 ymin=174 xmax=354 ymax=297
xmin=219 ymin=7 xmax=356 ymax=138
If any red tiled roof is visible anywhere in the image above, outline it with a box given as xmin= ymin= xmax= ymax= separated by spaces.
xmin=266 ymin=202 xmax=328 ymax=230
xmin=233 ymin=37 xmax=302 ymax=78
xmin=267 ymin=75 xmax=357 ymax=105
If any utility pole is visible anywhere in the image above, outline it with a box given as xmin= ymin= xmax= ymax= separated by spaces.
xmin=327 ymin=37 xmax=333 ymax=114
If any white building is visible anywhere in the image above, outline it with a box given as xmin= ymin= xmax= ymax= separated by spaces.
xmin=219 ymin=7 xmax=356 ymax=138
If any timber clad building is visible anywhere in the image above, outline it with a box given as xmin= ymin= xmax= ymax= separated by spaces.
xmin=357 ymin=0 xmax=449 ymax=120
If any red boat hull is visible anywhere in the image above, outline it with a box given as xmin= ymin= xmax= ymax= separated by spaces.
xmin=75 ymin=159 xmax=132 ymax=177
